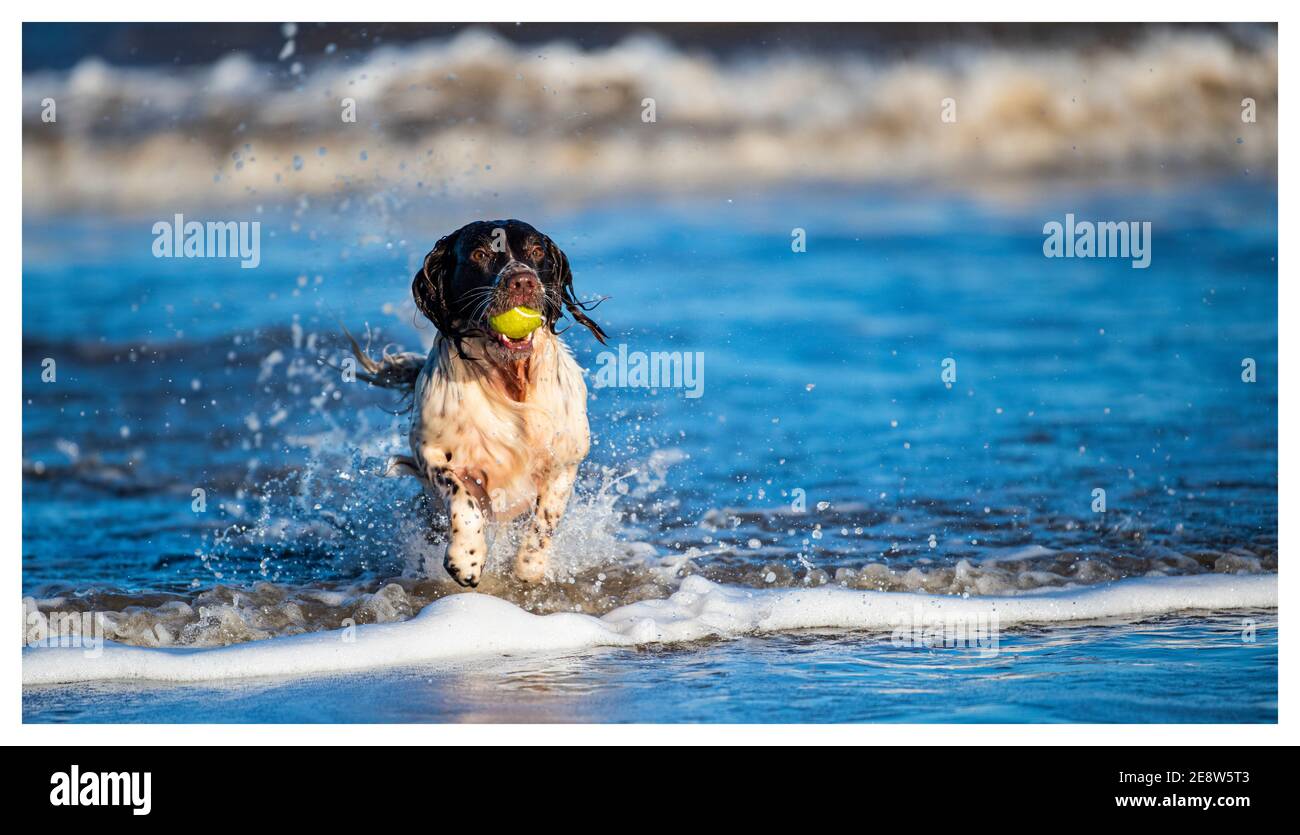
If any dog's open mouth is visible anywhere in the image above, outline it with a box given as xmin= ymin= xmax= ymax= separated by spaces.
xmin=495 ymin=331 xmax=534 ymax=353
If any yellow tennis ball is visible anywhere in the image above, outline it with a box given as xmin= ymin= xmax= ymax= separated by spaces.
xmin=489 ymin=306 xmax=544 ymax=340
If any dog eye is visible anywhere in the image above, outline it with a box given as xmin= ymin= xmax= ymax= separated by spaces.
xmin=470 ymin=248 xmax=490 ymax=263
xmin=527 ymin=245 xmax=545 ymax=261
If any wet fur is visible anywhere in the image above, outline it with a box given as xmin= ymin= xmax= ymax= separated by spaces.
xmin=350 ymin=220 xmax=603 ymax=587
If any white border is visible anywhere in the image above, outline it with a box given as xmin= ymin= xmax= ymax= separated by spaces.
xmin=6 ymin=1 xmax=1291 ymax=745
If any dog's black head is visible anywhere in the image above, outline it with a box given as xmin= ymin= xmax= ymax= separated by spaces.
xmin=411 ymin=219 xmax=606 ymax=361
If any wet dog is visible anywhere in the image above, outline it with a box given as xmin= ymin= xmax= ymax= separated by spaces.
xmin=350 ymin=220 xmax=606 ymax=587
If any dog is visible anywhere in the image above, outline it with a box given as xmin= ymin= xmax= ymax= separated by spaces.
xmin=349 ymin=220 xmax=606 ymax=587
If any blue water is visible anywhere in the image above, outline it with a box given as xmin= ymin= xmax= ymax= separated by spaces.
xmin=22 ymin=180 xmax=1278 ymax=722
xmin=22 ymin=612 xmax=1279 ymax=723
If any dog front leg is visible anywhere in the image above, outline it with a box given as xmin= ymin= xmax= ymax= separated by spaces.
xmin=514 ymin=463 xmax=578 ymax=583
xmin=428 ymin=467 xmax=489 ymax=588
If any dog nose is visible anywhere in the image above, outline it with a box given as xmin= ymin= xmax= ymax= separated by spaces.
xmin=502 ymin=271 xmax=539 ymax=295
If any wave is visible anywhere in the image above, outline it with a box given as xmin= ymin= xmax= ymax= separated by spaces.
xmin=23 ymin=572 xmax=1277 ymax=684
xmin=22 ymin=26 xmax=1277 ymax=212
xmin=19 ymin=532 xmax=1277 ymax=651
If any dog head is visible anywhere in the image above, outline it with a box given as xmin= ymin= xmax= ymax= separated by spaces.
xmin=411 ymin=219 xmax=606 ymax=362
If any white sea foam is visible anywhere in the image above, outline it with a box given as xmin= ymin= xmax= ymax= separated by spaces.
xmin=23 ymin=572 xmax=1276 ymax=685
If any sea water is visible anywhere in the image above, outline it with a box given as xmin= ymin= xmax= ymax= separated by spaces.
xmin=21 ymin=181 xmax=1277 ymax=722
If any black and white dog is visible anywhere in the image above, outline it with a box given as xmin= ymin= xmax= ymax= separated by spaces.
xmin=351 ymin=220 xmax=606 ymax=587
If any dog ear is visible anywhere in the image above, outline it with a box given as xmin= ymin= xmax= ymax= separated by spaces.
xmin=411 ymin=230 xmax=460 ymax=336
xmin=545 ymin=238 xmax=608 ymax=344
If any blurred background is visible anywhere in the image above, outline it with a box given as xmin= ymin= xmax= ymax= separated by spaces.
xmin=23 ymin=22 xmax=1277 ymax=213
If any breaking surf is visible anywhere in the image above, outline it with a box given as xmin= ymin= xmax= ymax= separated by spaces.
xmin=24 ymin=572 xmax=1277 ymax=685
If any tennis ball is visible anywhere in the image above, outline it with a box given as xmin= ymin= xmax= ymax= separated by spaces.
xmin=489 ymin=306 xmax=544 ymax=340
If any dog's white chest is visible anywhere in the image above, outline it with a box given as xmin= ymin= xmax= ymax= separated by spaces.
xmin=409 ymin=334 xmax=589 ymax=519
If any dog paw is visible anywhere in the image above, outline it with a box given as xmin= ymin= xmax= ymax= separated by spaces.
xmin=444 ymin=546 xmax=483 ymax=588
xmin=513 ymin=553 xmax=547 ymax=584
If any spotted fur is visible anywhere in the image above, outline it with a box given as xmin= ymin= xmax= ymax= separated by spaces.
xmin=408 ymin=329 xmax=589 ymax=586
xmin=351 ymin=220 xmax=600 ymax=588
